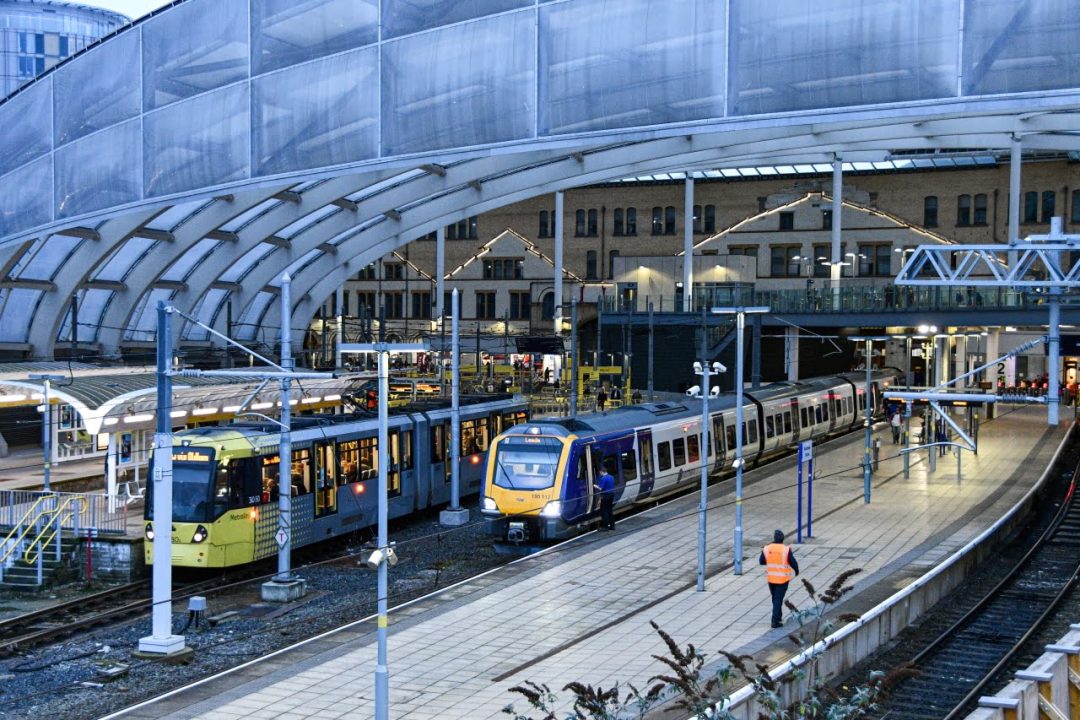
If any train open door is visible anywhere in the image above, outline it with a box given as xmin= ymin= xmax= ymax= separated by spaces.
xmin=636 ymin=429 xmax=655 ymax=499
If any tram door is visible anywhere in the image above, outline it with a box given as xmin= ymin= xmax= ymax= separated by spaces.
xmin=315 ymin=442 xmax=337 ymax=516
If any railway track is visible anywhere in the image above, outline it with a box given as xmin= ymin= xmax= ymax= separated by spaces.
xmin=875 ymin=461 xmax=1080 ymax=719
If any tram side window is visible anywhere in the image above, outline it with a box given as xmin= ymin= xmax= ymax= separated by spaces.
xmin=431 ymin=423 xmax=447 ymax=462
xmin=260 ymin=456 xmax=280 ymax=502
xmin=783 ymin=411 xmax=792 ymax=433
xmin=316 ymin=442 xmax=339 ymax=488
xmin=338 ymin=437 xmax=378 ymax=483
xmin=618 ymin=450 xmax=637 ymax=482
xmin=394 ymin=430 xmax=413 ymax=470
xmin=291 ymin=448 xmax=312 ymax=495
xmin=461 ymin=418 xmax=490 ymax=455
xmin=638 ymin=437 xmax=653 ymax=476
xmin=673 ymin=438 xmax=686 ymax=466
xmin=687 ymin=435 xmax=699 ymax=463
xmin=502 ymin=411 xmax=526 ymax=430
xmin=765 ymin=415 xmax=775 ymax=438
xmin=657 ymin=441 xmax=672 ymax=471
xmin=387 ymin=433 xmax=402 ymax=496
xmin=216 ymin=460 xmax=251 ymax=509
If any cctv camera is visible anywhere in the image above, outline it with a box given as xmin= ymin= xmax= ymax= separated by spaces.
xmin=712 ymin=362 xmax=726 ymax=374
xmin=366 ymin=547 xmax=385 ymax=570
xmin=687 ymin=385 xmax=701 ymax=397
xmin=710 ymin=386 xmax=720 ymax=397
xmin=693 ymin=361 xmax=703 ymax=374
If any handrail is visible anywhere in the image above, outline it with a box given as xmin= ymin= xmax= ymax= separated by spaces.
xmin=0 ymin=494 xmax=60 ymax=565
xmin=22 ymin=495 xmax=86 ymax=566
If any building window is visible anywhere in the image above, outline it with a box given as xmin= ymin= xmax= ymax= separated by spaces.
xmin=443 ymin=291 xmax=454 ymax=318
xmin=446 ymin=216 xmax=477 ymax=240
xmin=778 ymin=212 xmax=794 ymax=231
xmin=356 ymin=292 xmax=376 ymax=316
xmin=957 ymin=194 xmax=971 ymax=226
xmin=587 ymin=208 xmax=598 ymax=236
xmin=575 ymin=209 xmax=586 ymax=237
xmin=974 ymin=193 xmax=988 ymax=225
xmin=613 ymin=208 xmax=624 ymax=236
xmin=693 ymin=205 xmax=702 ymax=234
xmin=1042 ymin=191 xmax=1056 ymax=223
xmin=1024 ymin=191 xmax=1039 ymax=223
xmin=625 ymin=207 xmax=637 ymax=235
xmin=608 ymin=249 xmax=619 ymax=279
xmin=858 ymin=244 xmax=891 ymax=276
xmin=538 ymin=210 xmax=550 ymax=238
xmin=476 ymin=291 xmax=496 ymax=319
xmin=757 ymin=197 xmax=767 ymax=213
xmin=412 ymin=292 xmax=431 ymax=319
xmin=664 ymin=206 xmax=676 ymax=235
xmin=651 ymin=207 xmax=663 ymax=235
xmin=541 ymin=292 xmax=554 ymax=320
xmin=923 ymin=196 xmax=938 ymax=227
xmin=770 ymin=246 xmax=801 ymax=277
xmin=822 ymin=210 xmax=832 ymax=230
xmin=585 ymin=251 xmax=598 ymax=280
xmin=509 ymin=291 xmax=530 ymax=320
xmin=383 ymin=292 xmax=404 ymax=319
xmin=704 ymin=205 xmax=716 ymax=233
xmin=482 ymin=258 xmax=523 ymax=280
xmin=1072 ymin=190 xmax=1080 ymax=224
xmin=383 ymin=263 xmax=404 ymax=280
xmin=812 ymin=244 xmax=831 ymax=278
xmin=358 ymin=264 xmax=376 ymax=280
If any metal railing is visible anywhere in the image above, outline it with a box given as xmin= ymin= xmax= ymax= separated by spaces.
xmin=0 ymin=490 xmax=127 ymax=536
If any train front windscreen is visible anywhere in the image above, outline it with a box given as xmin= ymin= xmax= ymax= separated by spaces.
xmin=491 ymin=436 xmax=563 ymax=491
xmin=146 ymin=448 xmax=218 ymax=524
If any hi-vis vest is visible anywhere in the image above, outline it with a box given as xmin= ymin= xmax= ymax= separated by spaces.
xmin=763 ymin=543 xmax=794 ymax=584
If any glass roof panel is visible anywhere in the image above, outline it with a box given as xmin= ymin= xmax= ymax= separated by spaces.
xmin=278 ymin=205 xmax=339 ymax=239
xmin=145 ymin=199 xmax=214 ymax=232
xmin=126 ymin=287 xmax=175 ymax=340
xmin=71 ymin=288 xmax=113 ymax=343
xmin=0 ymin=289 xmax=42 ymax=342
xmin=220 ymin=198 xmax=281 ymax=232
xmin=161 ymin=238 xmax=221 ymax=282
xmin=15 ymin=234 xmax=83 ymax=280
xmin=345 ymin=168 xmax=427 ymax=202
xmin=219 ymin=243 xmax=277 ymax=283
xmin=92 ymin=236 xmax=158 ymax=282
xmin=235 ymin=291 xmax=276 ymax=341
xmin=278 ymin=248 xmax=321 ymax=281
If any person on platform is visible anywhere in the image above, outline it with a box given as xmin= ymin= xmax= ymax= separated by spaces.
xmin=596 ymin=386 xmax=607 ymax=411
xmin=759 ymin=529 xmax=800 ymax=628
xmin=595 ymin=466 xmax=616 ymax=530
xmin=890 ymin=410 xmax=902 ymax=444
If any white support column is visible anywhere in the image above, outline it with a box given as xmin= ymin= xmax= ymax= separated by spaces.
xmin=435 ymin=225 xmax=445 ymax=321
xmin=683 ymin=175 xmax=694 ymax=312
xmin=986 ymin=330 xmax=1000 ymax=386
xmin=1009 ymin=135 xmax=1021 ymax=268
xmin=785 ymin=326 xmax=799 ymax=381
xmin=830 ymin=157 xmax=843 ymax=309
xmin=554 ymin=192 xmax=565 ymax=331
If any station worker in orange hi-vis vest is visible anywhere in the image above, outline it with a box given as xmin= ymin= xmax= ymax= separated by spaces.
xmin=759 ymin=529 xmax=800 ymax=628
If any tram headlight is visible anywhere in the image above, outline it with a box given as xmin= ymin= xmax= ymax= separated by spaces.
xmin=144 ymin=523 xmax=154 ymax=541
xmin=540 ymin=500 xmax=562 ymax=518
xmin=481 ymin=496 xmax=498 ymax=512
xmin=190 ymin=525 xmax=209 ymax=544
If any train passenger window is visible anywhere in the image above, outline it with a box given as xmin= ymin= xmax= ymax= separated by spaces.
xmin=726 ymin=424 xmax=736 ymax=451
xmin=747 ymin=420 xmax=758 ymax=444
xmin=618 ymin=450 xmax=637 ymax=482
xmin=687 ymin=435 xmax=699 ymax=463
xmin=396 ymin=430 xmax=413 ymax=470
xmin=638 ymin=437 xmax=653 ymax=476
xmin=765 ymin=415 xmax=775 ymax=438
xmin=672 ymin=438 xmax=686 ymax=466
xmin=815 ymin=405 xmax=823 ymax=423
xmin=431 ymin=423 xmax=447 ymax=462
xmin=822 ymin=402 xmax=829 ymax=420
xmin=712 ymin=418 xmax=723 ymax=456
xmin=783 ymin=412 xmax=792 ymax=433
xmin=502 ymin=411 xmax=526 ymax=429
xmin=800 ymin=407 xmax=809 ymax=427
xmin=291 ymin=448 xmax=312 ymax=495
xmin=657 ymin=442 xmax=671 ymax=471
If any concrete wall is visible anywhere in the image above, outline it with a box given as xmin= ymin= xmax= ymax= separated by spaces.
xmin=76 ymin=536 xmax=144 ymax=583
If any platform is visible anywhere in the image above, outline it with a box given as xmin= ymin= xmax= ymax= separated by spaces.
xmin=107 ymin=407 xmax=1069 ymax=719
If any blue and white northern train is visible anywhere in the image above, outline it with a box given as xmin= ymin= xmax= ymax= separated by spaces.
xmin=481 ymin=371 xmax=900 ymax=543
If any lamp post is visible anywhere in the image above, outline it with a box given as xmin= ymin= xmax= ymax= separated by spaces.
xmin=691 ymin=359 xmax=725 ymax=592
xmin=710 ymin=306 xmax=769 ymax=574
xmin=29 ymin=373 xmax=65 ymax=492
xmin=850 ymin=335 xmax=891 ymax=504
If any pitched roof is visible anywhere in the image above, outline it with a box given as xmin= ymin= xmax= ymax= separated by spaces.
xmin=444 ymin=228 xmax=584 ymax=282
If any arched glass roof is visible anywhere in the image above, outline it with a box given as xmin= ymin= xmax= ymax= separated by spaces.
xmin=0 ymin=0 xmax=1077 ymax=359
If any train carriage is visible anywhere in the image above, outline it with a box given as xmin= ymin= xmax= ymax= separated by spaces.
xmin=482 ymin=370 xmax=899 ymax=544
xmin=145 ymin=395 xmax=528 ymax=568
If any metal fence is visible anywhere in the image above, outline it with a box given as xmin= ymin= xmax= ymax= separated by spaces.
xmin=0 ymin=490 xmax=127 ymax=536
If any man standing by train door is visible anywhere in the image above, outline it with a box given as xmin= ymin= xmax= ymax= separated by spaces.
xmin=595 ymin=465 xmax=616 ymax=530
xmin=759 ymin=529 xmax=799 ymax=628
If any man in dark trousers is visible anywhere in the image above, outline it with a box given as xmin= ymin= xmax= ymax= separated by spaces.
xmin=759 ymin=529 xmax=799 ymax=628
xmin=595 ymin=465 xmax=616 ymax=530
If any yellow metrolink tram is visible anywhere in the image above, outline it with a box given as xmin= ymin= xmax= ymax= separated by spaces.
xmin=145 ymin=395 xmax=527 ymax=568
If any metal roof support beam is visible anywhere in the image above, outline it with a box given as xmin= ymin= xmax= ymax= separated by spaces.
xmin=264 ymin=235 xmax=290 ymax=248
xmin=81 ymin=280 xmax=126 ymax=291
xmin=152 ymin=280 xmax=187 ymax=290
xmin=332 ymin=198 xmax=358 ymax=212
xmin=205 ymin=229 xmax=239 ymax=242
xmin=420 ymin=163 xmax=446 ymax=177
xmin=273 ymin=190 xmax=301 ymax=204
xmin=134 ymin=228 xmax=174 ymax=242
xmin=63 ymin=227 xmax=101 ymax=241
xmin=1 ymin=278 xmax=56 ymax=290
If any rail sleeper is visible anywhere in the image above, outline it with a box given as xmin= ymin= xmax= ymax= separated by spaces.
xmin=968 ymin=627 xmax=1080 ymax=719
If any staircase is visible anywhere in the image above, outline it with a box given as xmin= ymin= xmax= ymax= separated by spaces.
xmin=0 ymin=493 xmax=87 ymax=589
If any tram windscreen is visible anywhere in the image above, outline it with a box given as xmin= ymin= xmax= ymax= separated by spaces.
xmin=491 ymin=437 xmax=562 ymax=490
xmin=147 ymin=448 xmax=217 ymax=523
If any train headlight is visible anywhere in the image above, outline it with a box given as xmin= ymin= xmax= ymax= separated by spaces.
xmin=190 ymin=525 xmax=209 ymax=544
xmin=540 ymin=500 xmax=562 ymax=518
xmin=481 ymin=496 xmax=498 ymax=512
xmin=144 ymin=523 xmax=154 ymax=541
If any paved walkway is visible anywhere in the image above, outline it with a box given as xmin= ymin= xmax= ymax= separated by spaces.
xmin=114 ymin=406 xmax=1069 ymax=720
